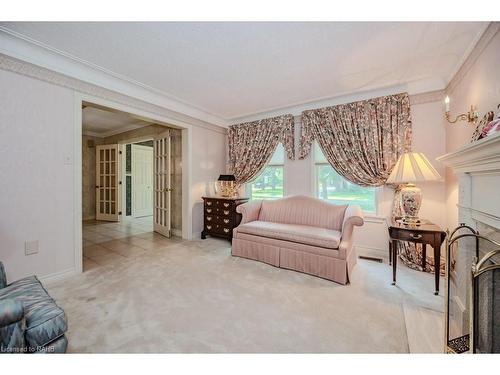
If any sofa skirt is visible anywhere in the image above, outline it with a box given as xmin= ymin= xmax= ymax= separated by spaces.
xmin=232 ymin=235 xmax=356 ymax=285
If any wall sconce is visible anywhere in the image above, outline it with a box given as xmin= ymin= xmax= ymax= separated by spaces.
xmin=444 ymin=96 xmax=479 ymax=124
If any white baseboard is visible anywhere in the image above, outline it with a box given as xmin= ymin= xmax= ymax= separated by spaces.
xmin=172 ymin=228 xmax=182 ymax=237
xmin=191 ymin=231 xmax=202 ymax=240
xmin=38 ymin=267 xmax=78 ymax=286
xmin=355 ymin=244 xmax=389 ymax=261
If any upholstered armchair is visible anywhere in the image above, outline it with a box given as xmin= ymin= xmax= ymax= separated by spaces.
xmin=0 ymin=261 xmax=68 ymax=353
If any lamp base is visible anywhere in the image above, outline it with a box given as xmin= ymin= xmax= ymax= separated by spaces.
xmin=399 ymin=183 xmax=422 ymax=224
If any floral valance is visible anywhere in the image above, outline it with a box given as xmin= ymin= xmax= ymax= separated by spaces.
xmin=299 ymin=92 xmax=412 ymax=187
xmin=228 ymin=114 xmax=294 ymax=185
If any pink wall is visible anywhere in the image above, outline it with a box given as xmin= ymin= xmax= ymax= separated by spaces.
xmin=0 ymin=68 xmax=227 ymax=280
xmin=444 ymin=26 xmax=500 ymax=229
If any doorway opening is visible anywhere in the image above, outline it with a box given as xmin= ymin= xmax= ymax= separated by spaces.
xmin=81 ymin=102 xmax=183 ymax=271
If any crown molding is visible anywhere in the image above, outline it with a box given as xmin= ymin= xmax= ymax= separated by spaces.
xmin=0 ymin=27 xmax=229 ymax=130
xmin=230 ymin=84 xmax=408 ymax=124
xmin=446 ymin=22 xmax=499 ymax=95
xmin=0 ymin=23 xmax=490 ymax=128
xmin=409 ymin=90 xmax=445 ymax=105
xmin=230 ymin=80 xmax=449 ymax=124
xmin=82 ymin=130 xmax=105 ymax=138
xmin=83 ymin=122 xmax=150 ymax=139
xmin=0 ymin=53 xmax=227 ymax=135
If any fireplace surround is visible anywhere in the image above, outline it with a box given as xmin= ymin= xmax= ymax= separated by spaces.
xmin=445 ymin=224 xmax=500 ymax=353
xmin=438 ymin=133 xmax=500 ymax=354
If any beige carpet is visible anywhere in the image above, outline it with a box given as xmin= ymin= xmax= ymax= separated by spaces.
xmin=47 ymin=237 xmax=444 ymax=353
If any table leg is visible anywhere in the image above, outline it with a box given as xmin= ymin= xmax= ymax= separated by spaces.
xmin=389 ymin=241 xmax=392 ymax=265
xmin=422 ymin=244 xmax=427 ymax=271
xmin=392 ymin=240 xmax=398 ymax=285
xmin=433 ymin=237 xmax=441 ymax=295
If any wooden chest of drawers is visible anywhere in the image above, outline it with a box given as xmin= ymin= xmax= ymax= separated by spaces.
xmin=201 ymin=196 xmax=249 ymax=241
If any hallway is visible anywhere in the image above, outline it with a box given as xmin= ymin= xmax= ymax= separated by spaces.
xmin=82 ymin=217 xmax=180 ymax=271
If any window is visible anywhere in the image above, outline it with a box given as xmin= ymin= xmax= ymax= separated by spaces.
xmin=314 ymin=142 xmax=376 ymax=213
xmin=248 ymin=144 xmax=285 ymax=200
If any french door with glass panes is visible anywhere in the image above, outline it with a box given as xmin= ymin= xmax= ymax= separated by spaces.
xmin=95 ymin=144 xmax=120 ymax=221
xmin=153 ymin=131 xmax=171 ymax=237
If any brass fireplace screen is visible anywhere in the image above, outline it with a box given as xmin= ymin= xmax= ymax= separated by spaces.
xmin=445 ymin=224 xmax=500 ymax=354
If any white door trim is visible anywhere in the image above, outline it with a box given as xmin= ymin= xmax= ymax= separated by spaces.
xmin=74 ymin=92 xmax=194 ymax=274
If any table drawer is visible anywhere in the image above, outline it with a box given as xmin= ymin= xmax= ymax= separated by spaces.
xmin=204 ymin=223 xmax=232 ymax=235
xmin=391 ymin=229 xmax=435 ymax=243
xmin=205 ymin=215 xmax=232 ymax=225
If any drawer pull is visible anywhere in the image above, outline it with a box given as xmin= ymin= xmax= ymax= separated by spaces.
xmin=223 ymin=228 xmax=230 ymax=233
xmin=206 ymin=225 xmax=212 ymax=230
xmin=223 ymin=219 xmax=229 ymax=224
xmin=411 ymin=234 xmax=422 ymax=240
xmin=206 ymin=201 xmax=212 ymax=206
xmin=206 ymin=208 xmax=212 ymax=213
xmin=223 ymin=203 xmax=230 ymax=207
xmin=207 ymin=216 xmax=212 ymax=221
xmin=223 ymin=210 xmax=229 ymax=215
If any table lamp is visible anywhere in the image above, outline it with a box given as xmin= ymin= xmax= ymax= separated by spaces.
xmin=216 ymin=174 xmax=238 ymax=197
xmin=386 ymin=152 xmax=441 ymax=225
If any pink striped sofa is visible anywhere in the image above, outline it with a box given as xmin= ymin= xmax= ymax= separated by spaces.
xmin=232 ymin=195 xmax=364 ymax=284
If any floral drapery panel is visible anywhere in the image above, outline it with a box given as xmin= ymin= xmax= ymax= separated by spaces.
xmin=299 ymin=92 xmax=412 ymax=187
xmin=228 ymin=114 xmax=295 ymax=185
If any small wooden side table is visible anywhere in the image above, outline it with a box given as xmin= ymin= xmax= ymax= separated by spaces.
xmin=388 ymin=219 xmax=446 ymax=295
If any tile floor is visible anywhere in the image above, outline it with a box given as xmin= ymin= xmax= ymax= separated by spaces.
xmin=82 ymin=216 xmax=181 ymax=271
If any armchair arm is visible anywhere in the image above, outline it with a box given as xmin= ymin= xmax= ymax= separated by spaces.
xmin=0 ymin=299 xmax=26 ymax=352
xmin=339 ymin=205 xmax=364 ymax=258
xmin=0 ymin=262 xmax=6 ymax=289
xmin=236 ymin=200 xmax=262 ymax=225
xmin=0 ymin=299 xmax=24 ymax=327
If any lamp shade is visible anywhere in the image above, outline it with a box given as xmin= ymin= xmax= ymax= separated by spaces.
xmin=386 ymin=152 xmax=441 ymax=184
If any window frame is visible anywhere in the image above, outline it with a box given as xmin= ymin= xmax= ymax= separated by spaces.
xmin=246 ymin=144 xmax=286 ymax=200
xmin=311 ymin=141 xmax=379 ymax=215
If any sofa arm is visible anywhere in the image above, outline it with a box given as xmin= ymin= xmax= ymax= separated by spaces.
xmin=339 ymin=205 xmax=364 ymax=257
xmin=236 ymin=200 xmax=262 ymax=225
xmin=0 ymin=299 xmax=26 ymax=353
xmin=0 ymin=262 xmax=6 ymax=289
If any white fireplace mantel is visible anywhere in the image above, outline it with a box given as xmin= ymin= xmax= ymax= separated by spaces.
xmin=437 ymin=133 xmax=500 ymax=230
xmin=437 ymin=133 xmax=500 ymax=173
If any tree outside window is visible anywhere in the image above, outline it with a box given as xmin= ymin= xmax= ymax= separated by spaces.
xmin=248 ymin=144 xmax=284 ymax=200
xmin=314 ymin=142 xmax=376 ymax=213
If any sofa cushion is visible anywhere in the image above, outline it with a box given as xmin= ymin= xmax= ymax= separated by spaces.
xmin=236 ymin=220 xmax=341 ymax=249
xmin=258 ymin=195 xmax=347 ymax=231
xmin=0 ymin=276 xmax=67 ymax=349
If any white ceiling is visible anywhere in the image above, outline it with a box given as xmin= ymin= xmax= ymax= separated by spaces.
xmin=82 ymin=106 xmax=152 ymax=137
xmin=1 ymin=22 xmax=488 ymax=122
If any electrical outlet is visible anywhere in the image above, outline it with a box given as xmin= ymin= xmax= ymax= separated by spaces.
xmin=63 ymin=154 xmax=73 ymax=165
xmin=25 ymin=240 xmax=39 ymax=255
